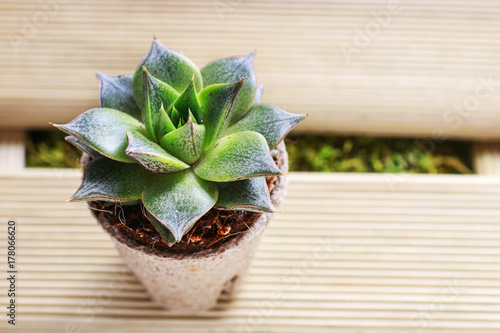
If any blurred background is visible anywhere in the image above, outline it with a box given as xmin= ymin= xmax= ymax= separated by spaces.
xmin=2 ymin=0 xmax=500 ymax=174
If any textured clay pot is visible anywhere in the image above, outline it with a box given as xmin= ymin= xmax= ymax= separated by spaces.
xmin=84 ymin=142 xmax=288 ymax=313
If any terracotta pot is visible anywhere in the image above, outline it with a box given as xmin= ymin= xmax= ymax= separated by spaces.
xmin=84 ymin=142 xmax=288 ymax=313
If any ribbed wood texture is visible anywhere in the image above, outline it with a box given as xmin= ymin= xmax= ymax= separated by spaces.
xmin=0 ymin=131 xmax=25 ymax=171
xmin=1 ymin=170 xmax=500 ymax=332
xmin=1 ymin=1 xmax=500 ymax=139
xmin=473 ymin=142 xmax=500 ymax=175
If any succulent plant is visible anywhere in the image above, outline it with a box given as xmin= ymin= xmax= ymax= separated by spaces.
xmin=52 ymin=37 xmax=306 ymax=243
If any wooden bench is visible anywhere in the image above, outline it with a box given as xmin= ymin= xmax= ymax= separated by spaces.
xmin=2 ymin=170 xmax=500 ymax=332
xmin=2 ymin=0 xmax=500 ymax=172
xmin=1 ymin=0 xmax=500 ymax=332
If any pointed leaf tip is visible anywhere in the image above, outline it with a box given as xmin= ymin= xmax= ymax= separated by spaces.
xmin=145 ymin=210 xmax=176 ymax=244
xmin=199 ymin=80 xmax=244 ymax=150
xmin=215 ymin=177 xmax=275 ymax=213
xmin=133 ymin=39 xmax=202 ymax=104
xmin=225 ymin=104 xmax=306 ymax=149
xmin=173 ymin=78 xmax=203 ymax=123
xmin=201 ymin=53 xmax=256 ymax=124
xmin=194 ymin=131 xmax=282 ymax=182
xmin=70 ymin=157 xmax=152 ymax=202
xmin=160 ymin=117 xmax=205 ymax=165
xmin=141 ymin=67 xmax=180 ymax=141
xmin=52 ymin=108 xmax=145 ymax=163
xmin=125 ymin=129 xmax=189 ymax=173
xmin=142 ymin=170 xmax=218 ymax=242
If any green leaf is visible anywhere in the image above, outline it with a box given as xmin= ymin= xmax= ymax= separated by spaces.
xmin=199 ymin=80 xmax=244 ymax=150
xmin=215 ymin=177 xmax=275 ymax=213
xmin=144 ymin=210 xmax=176 ymax=244
xmin=141 ymin=67 xmax=180 ymax=141
xmin=201 ymin=52 xmax=256 ymax=124
xmin=96 ymin=72 xmax=141 ymax=120
xmin=174 ymin=78 xmax=203 ymax=124
xmin=189 ymin=109 xmax=198 ymax=124
xmin=65 ymin=136 xmax=101 ymax=158
xmin=125 ymin=129 xmax=190 ymax=173
xmin=52 ymin=108 xmax=145 ymax=163
xmin=225 ymin=104 xmax=306 ymax=149
xmin=157 ymin=103 xmax=176 ymax=138
xmin=142 ymin=169 xmax=218 ymax=242
xmin=160 ymin=117 xmax=205 ymax=164
xmin=194 ymin=131 xmax=282 ymax=182
xmin=253 ymin=84 xmax=264 ymax=105
xmin=70 ymin=157 xmax=152 ymax=202
xmin=169 ymin=106 xmax=181 ymax=128
xmin=103 ymin=200 xmax=141 ymax=207
xmin=133 ymin=38 xmax=202 ymax=104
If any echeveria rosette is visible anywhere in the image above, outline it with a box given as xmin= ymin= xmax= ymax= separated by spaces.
xmin=52 ymin=37 xmax=306 ymax=243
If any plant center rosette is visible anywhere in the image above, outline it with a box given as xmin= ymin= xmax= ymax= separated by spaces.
xmin=52 ymin=37 xmax=306 ymax=247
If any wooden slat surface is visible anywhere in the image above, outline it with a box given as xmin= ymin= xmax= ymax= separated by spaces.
xmin=1 ymin=170 xmax=500 ymax=332
xmin=0 ymin=130 xmax=25 ymax=172
xmin=2 ymin=1 xmax=500 ymax=139
xmin=473 ymin=142 xmax=500 ymax=175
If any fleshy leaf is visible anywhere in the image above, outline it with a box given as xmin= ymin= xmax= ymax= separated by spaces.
xmin=133 ymin=38 xmax=202 ymax=104
xmin=157 ymin=103 xmax=176 ymax=138
xmin=174 ymin=78 xmax=203 ymax=124
xmin=51 ymin=108 xmax=145 ymax=163
xmin=199 ymin=79 xmax=244 ymax=150
xmin=169 ymin=106 xmax=181 ymax=128
xmin=96 ymin=72 xmax=141 ymax=120
xmin=142 ymin=169 xmax=218 ymax=241
xmin=253 ymin=84 xmax=264 ymax=105
xmin=215 ymin=177 xmax=275 ymax=213
xmin=194 ymin=131 xmax=282 ymax=182
xmin=226 ymin=104 xmax=306 ymax=149
xmin=103 ymin=200 xmax=141 ymax=207
xmin=70 ymin=157 xmax=152 ymax=202
xmin=201 ymin=52 xmax=256 ymax=124
xmin=160 ymin=117 xmax=205 ymax=164
xmin=145 ymin=210 xmax=176 ymax=244
xmin=189 ymin=109 xmax=198 ymax=124
xmin=141 ymin=67 xmax=180 ymax=141
xmin=65 ymin=136 xmax=101 ymax=158
xmin=126 ymin=129 xmax=189 ymax=173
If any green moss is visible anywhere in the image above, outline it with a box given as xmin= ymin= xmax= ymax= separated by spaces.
xmin=286 ymin=135 xmax=472 ymax=174
xmin=26 ymin=131 xmax=473 ymax=174
xmin=26 ymin=131 xmax=80 ymax=168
